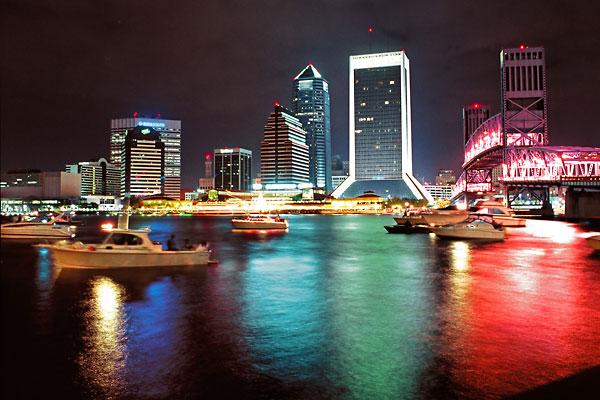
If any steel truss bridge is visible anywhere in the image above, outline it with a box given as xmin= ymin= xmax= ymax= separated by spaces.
xmin=454 ymin=113 xmax=600 ymax=209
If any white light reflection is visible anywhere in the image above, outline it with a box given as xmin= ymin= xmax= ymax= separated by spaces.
xmin=78 ymin=276 xmax=128 ymax=397
xmin=449 ymin=241 xmax=472 ymax=301
xmin=524 ymin=219 xmax=577 ymax=244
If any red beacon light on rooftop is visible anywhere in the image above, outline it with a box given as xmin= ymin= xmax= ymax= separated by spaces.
xmin=368 ymin=28 xmax=373 ymax=33
xmin=205 ymin=153 xmax=211 ymax=160
xmin=133 ymin=111 xmax=138 ymax=117
xmin=519 ymin=44 xmax=528 ymax=50
xmin=274 ymin=102 xmax=280 ymax=107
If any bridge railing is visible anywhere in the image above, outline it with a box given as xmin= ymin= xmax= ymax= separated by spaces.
xmin=463 ymin=114 xmax=503 ymax=166
xmin=502 ymin=147 xmax=600 ymax=182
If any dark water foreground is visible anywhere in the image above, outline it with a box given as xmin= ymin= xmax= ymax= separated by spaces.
xmin=2 ymin=215 xmax=599 ymax=399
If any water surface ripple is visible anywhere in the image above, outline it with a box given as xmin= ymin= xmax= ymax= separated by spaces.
xmin=2 ymin=215 xmax=599 ymax=399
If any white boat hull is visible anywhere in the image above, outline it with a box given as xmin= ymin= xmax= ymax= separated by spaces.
xmin=432 ymin=222 xmax=505 ymax=240
xmin=1 ymin=223 xmax=74 ymax=239
xmin=587 ymin=235 xmax=600 ymax=250
xmin=491 ymin=216 xmax=527 ymax=227
xmin=50 ymin=246 xmax=211 ymax=269
xmin=422 ymin=213 xmax=469 ymax=227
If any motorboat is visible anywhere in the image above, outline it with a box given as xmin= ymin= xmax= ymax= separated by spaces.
xmin=473 ymin=201 xmax=527 ymax=227
xmin=586 ymin=235 xmax=600 ymax=251
xmin=384 ymin=224 xmax=430 ymax=234
xmin=421 ymin=206 xmax=470 ymax=227
xmin=1 ymin=213 xmax=75 ymax=239
xmin=231 ymin=215 xmax=289 ymax=230
xmin=393 ymin=214 xmax=427 ymax=226
xmin=45 ymin=227 xmax=215 ymax=269
xmin=432 ymin=216 xmax=505 ymax=240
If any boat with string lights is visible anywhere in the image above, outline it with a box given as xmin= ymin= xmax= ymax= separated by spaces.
xmin=231 ymin=215 xmax=289 ymax=230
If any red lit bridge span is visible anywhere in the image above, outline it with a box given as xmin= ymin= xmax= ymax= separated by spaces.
xmin=454 ymin=113 xmax=600 ymax=218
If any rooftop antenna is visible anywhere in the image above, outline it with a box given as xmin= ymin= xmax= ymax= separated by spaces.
xmin=368 ymin=28 xmax=373 ymax=53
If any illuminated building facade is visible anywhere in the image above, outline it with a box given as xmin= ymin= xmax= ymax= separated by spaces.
xmin=214 ymin=147 xmax=252 ymax=191
xmin=435 ymin=169 xmax=456 ymax=186
xmin=501 ymin=46 xmax=547 ymax=147
xmin=120 ymin=126 xmax=165 ymax=198
xmin=332 ymin=51 xmax=431 ymax=202
xmin=260 ymin=104 xmax=310 ymax=189
xmin=65 ymin=158 xmax=120 ymax=196
xmin=292 ymin=64 xmax=332 ymax=192
xmin=110 ymin=115 xmax=181 ymax=198
xmin=463 ymin=104 xmax=490 ymax=145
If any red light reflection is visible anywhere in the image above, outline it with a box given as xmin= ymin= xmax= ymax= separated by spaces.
xmin=437 ymin=221 xmax=600 ymax=397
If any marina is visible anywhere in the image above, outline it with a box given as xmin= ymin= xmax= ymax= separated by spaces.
xmin=2 ymin=214 xmax=599 ymax=399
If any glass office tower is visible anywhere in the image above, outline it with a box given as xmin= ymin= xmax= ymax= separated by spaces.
xmin=332 ymin=51 xmax=430 ymax=201
xmin=110 ymin=115 xmax=181 ymax=199
xmin=260 ymin=104 xmax=310 ymax=188
xmin=292 ymin=64 xmax=332 ymax=192
xmin=214 ymin=147 xmax=252 ymax=191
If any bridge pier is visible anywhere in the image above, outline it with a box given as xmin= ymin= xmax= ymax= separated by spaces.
xmin=565 ymin=188 xmax=600 ymax=221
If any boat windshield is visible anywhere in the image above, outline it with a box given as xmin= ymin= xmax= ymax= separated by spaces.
xmin=104 ymin=233 xmax=144 ymax=246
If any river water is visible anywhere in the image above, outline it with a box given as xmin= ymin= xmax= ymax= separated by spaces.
xmin=1 ymin=215 xmax=599 ymax=399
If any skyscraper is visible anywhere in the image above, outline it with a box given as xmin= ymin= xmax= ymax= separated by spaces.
xmin=463 ymin=104 xmax=490 ymax=145
xmin=120 ymin=126 xmax=165 ymax=198
xmin=110 ymin=114 xmax=181 ymax=199
xmin=260 ymin=103 xmax=310 ymax=189
xmin=501 ymin=46 xmax=547 ymax=147
xmin=65 ymin=157 xmax=120 ymax=196
xmin=332 ymin=51 xmax=431 ymax=201
xmin=214 ymin=147 xmax=252 ymax=191
xmin=292 ymin=64 xmax=332 ymax=192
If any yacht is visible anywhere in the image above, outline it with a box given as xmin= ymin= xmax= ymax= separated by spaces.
xmin=473 ymin=201 xmax=527 ymax=227
xmin=421 ymin=206 xmax=470 ymax=227
xmin=432 ymin=216 xmax=505 ymax=240
xmin=45 ymin=227 xmax=215 ymax=269
xmin=1 ymin=213 xmax=75 ymax=239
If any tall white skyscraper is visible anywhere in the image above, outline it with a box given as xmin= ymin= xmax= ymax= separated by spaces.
xmin=110 ymin=114 xmax=181 ymax=199
xmin=332 ymin=51 xmax=431 ymax=201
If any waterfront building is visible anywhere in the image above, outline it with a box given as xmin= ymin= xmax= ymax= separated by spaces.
xmin=214 ymin=147 xmax=252 ymax=191
xmin=292 ymin=64 xmax=332 ymax=192
xmin=1 ymin=169 xmax=81 ymax=200
xmin=65 ymin=158 xmax=120 ymax=196
xmin=435 ymin=169 xmax=456 ymax=186
xmin=120 ymin=126 xmax=165 ymax=198
xmin=110 ymin=114 xmax=181 ymax=198
xmin=260 ymin=104 xmax=310 ymax=189
xmin=332 ymin=51 xmax=432 ymax=202
xmin=424 ymin=185 xmax=454 ymax=201
xmin=463 ymin=104 xmax=490 ymax=145
xmin=501 ymin=46 xmax=547 ymax=147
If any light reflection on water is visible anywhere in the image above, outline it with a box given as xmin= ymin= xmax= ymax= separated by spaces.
xmin=78 ymin=276 xmax=128 ymax=398
xmin=2 ymin=215 xmax=599 ymax=399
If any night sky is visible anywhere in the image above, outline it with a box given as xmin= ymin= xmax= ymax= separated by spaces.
xmin=2 ymin=0 xmax=599 ymax=189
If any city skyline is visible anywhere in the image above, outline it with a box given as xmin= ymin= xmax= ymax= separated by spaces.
xmin=2 ymin=1 xmax=599 ymax=189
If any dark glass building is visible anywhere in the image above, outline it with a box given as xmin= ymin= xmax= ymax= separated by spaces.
xmin=292 ymin=64 xmax=332 ymax=192
xmin=120 ymin=126 xmax=165 ymax=198
xmin=214 ymin=148 xmax=252 ymax=191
